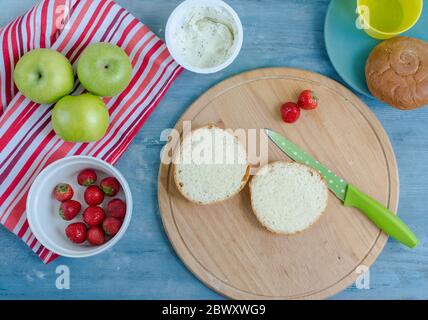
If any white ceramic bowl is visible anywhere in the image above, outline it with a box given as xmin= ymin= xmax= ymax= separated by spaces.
xmin=165 ymin=0 xmax=243 ymax=74
xmin=27 ymin=156 xmax=133 ymax=258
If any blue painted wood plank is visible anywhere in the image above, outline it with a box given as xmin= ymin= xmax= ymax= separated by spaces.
xmin=0 ymin=0 xmax=427 ymax=300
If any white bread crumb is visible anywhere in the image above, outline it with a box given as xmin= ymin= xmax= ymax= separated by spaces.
xmin=250 ymin=161 xmax=328 ymax=234
xmin=173 ymin=125 xmax=249 ymax=205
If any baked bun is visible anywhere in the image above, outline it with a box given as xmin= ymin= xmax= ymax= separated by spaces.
xmin=173 ymin=125 xmax=250 ymax=205
xmin=365 ymin=37 xmax=428 ymax=110
xmin=249 ymin=162 xmax=328 ymax=235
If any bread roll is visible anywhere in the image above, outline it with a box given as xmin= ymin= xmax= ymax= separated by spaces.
xmin=365 ymin=36 xmax=428 ymax=110
xmin=173 ymin=125 xmax=250 ymax=205
xmin=250 ymin=161 xmax=328 ymax=234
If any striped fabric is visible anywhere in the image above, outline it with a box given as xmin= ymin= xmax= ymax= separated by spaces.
xmin=0 ymin=0 xmax=182 ymax=263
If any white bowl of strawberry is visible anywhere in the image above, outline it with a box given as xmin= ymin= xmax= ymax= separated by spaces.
xmin=27 ymin=156 xmax=132 ymax=258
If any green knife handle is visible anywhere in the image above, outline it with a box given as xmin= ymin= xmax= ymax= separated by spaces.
xmin=344 ymin=184 xmax=419 ymax=248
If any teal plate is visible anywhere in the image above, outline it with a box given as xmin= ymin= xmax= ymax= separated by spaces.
xmin=325 ymin=0 xmax=428 ymax=97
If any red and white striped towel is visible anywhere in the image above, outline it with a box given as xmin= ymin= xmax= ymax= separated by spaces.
xmin=0 ymin=0 xmax=182 ymax=263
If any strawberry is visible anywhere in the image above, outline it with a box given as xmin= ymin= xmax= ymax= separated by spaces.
xmin=83 ymin=206 xmax=106 ymax=226
xmin=84 ymin=185 xmax=104 ymax=206
xmin=87 ymin=226 xmax=105 ymax=246
xmin=106 ymin=199 xmax=126 ymax=220
xmin=53 ymin=183 xmax=74 ymax=202
xmin=298 ymin=90 xmax=318 ymax=110
xmin=65 ymin=223 xmax=87 ymax=244
xmin=102 ymin=217 xmax=122 ymax=236
xmin=100 ymin=177 xmax=120 ymax=197
xmin=77 ymin=169 xmax=97 ymax=186
xmin=59 ymin=200 xmax=82 ymax=221
xmin=280 ymin=102 xmax=300 ymax=123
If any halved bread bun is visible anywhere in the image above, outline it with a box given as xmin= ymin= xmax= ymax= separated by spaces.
xmin=173 ymin=125 xmax=250 ymax=205
xmin=250 ymin=161 xmax=328 ymax=234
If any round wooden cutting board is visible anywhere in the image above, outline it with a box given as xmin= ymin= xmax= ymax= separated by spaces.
xmin=158 ymin=68 xmax=398 ymax=300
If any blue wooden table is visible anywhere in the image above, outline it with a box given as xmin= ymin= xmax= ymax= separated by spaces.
xmin=1 ymin=0 xmax=427 ymax=300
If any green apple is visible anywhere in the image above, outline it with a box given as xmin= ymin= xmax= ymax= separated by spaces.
xmin=77 ymin=43 xmax=132 ymax=97
xmin=52 ymin=93 xmax=110 ymax=142
xmin=14 ymin=49 xmax=74 ymax=104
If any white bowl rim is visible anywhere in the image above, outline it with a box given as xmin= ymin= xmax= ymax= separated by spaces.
xmin=165 ymin=0 xmax=244 ymax=74
xmin=26 ymin=155 xmax=133 ymax=258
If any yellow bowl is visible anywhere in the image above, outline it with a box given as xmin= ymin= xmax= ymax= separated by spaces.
xmin=357 ymin=0 xmax=423 ymax=40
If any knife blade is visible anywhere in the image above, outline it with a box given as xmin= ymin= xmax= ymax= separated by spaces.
xmin=265 ymin=128 xmax=419 ymax=248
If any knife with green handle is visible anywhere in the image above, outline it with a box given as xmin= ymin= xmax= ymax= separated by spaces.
xmin=265 ymin=128 xmax=419 ymax=248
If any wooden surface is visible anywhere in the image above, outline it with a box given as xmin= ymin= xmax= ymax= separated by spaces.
xmin=0 ymin=0 xmax=427 ymax=300
xmin=158 ymin=68 xmax=399 ymax=299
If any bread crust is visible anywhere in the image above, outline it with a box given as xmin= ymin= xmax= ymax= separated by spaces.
xmin=249 ymin=161 xmax=329 ymax=235
xmin=365 ymin=36 xmax=428 ymax=110
xmin=172 ymin=124 xmax=250 ymax=205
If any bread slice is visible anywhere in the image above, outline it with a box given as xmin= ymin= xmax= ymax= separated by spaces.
xmin=173 ymin=125 xmax=250 ymax=205
xmin=250 ymin=161 xmax=328 ymax=234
